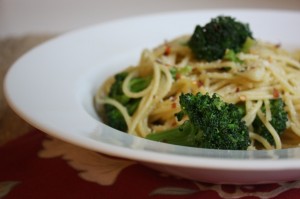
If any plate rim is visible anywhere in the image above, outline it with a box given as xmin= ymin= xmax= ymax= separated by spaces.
xmin=4 ymin=8 xmax=300 ymax=175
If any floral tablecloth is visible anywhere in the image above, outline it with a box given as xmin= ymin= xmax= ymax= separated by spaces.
xmin=1 ymin=129 xmax=300 ymax=199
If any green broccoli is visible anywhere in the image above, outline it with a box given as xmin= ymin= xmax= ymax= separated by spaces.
xmin=252 ymin=98 xmax=288 ymax=145
xmin=169 ymin=65 xmax=193 ymax=79
xmin=188 ymin=16 xmax=253 ymax=61
xmin=103 ymin=72 xmax=151 ymax=131
xmin=146 ymin=92 xmax=250 ymax=150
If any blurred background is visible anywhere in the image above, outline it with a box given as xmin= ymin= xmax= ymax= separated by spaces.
xmin=1 ymin=0 xmax=300 ymax=38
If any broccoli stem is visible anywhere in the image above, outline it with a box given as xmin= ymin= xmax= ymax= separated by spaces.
xmin=145 ymin=121 xmax=199 ymax=147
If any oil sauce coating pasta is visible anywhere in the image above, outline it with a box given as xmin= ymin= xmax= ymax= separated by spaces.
xmin=95 ymin=16 xmax=300 ymax=150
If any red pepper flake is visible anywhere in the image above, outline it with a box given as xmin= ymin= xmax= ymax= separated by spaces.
xmin=164 ymin=45 xmax=171 ymax=56
xmin=175 ymin=73 xmax=181 ymax=80
xmin=197 ymin=80 xmax=203 ymax=87
xmin=171 ymin=102 xmax=177 ymax=109
xmin=273 ymin=88 xmax=280 ymax=98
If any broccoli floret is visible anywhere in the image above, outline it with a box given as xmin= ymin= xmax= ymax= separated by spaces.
xmin=103 ymin=72 xmax=151 ymax=131
xmin=103 ymin=103 xmax=128 ymax=132
xmin=252 ymin=98 xmax=288 ymax=145
xmin=188 ymin=16 xmax=253 ymax=61
xmin=146 ymin=92 xmax=250 ymax=150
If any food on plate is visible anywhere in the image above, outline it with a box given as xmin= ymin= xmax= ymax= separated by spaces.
xmin=94 ymin=15 xmax=300 ymax=150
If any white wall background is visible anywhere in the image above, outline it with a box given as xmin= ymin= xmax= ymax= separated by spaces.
xmin=1 ymin=0 xmax=300 ymax=38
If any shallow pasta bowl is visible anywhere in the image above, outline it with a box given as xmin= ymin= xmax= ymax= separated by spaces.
xmin=4 ymin=9 xmax=300 ymax=184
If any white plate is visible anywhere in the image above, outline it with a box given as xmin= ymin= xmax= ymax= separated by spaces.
xmin=4 ymin=9 xmax=300 ymax=184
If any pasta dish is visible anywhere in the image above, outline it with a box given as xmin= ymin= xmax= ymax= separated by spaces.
xmin=94 ymin=16 xmax=300 ymax=150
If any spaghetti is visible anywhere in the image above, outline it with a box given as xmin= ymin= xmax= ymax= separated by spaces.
xmin=95 ymin=35 xmax=300 ymax=150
